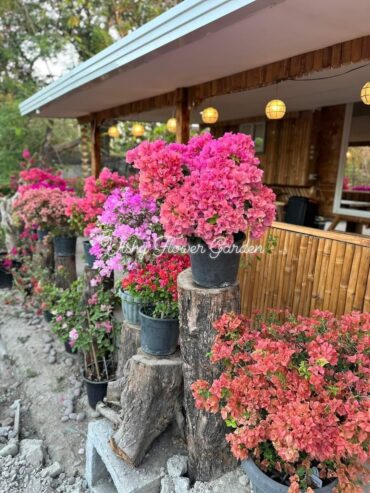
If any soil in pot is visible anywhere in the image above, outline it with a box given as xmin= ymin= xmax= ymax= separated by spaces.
xmin=53 ymin=236 xmax=76 ymax=256
xmin=139 ymin=306 xmax=179 ymax=356
xmin=83 ymin=360 xmax=115 ymax=409
xmin=241 ymin=459 xmax=337 ymax=493
xmin=83 ymin=240 xmax=96 ymax=268
xmin=189 ymin=232 xmax=245 ymax=288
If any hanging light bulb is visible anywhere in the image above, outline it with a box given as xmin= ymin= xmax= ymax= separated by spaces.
xmin=360 ymin=82 xmax=370 ymax=105
xmin=107 ymin=126 xmax=120 ymax=138
xmin=166 ymin=118 xmax=177 ymax=133
xmin=201 ymin=107 xmax=219 ymax=124
xmin=131 ymin=123 xmax=145 ymax=137
xmin=265 ymin=99 xmax=286 ymax=120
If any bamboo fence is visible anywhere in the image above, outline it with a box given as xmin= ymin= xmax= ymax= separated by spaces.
xmin=240 ymin=222 xmax=370 ymax=317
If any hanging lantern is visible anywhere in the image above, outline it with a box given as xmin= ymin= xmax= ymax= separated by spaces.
xmin=201 ymin=107 xmax=219 ymax=124
xmin=166 ymin=118 xmax=177 ymax=133
xmin=360 ymin=82 xmax=370 ymax=105
xmin=131 ymin=123 xmax=145 ymax=137
xmin=265 ymin=99 xmax=286 ymax=120
xmin=107 ymin=126 xmax=120 ymax=138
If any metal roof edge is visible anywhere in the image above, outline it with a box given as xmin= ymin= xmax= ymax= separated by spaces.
xmin=19 ymin=0 xmax=258 ymax=116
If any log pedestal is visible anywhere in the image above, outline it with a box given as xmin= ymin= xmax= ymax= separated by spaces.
xmin=178 ymin=268 xmax=239 ymax=482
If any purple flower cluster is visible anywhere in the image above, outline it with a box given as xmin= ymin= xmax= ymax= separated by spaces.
xmin=89 ymin=187 xmax=164 ymax=277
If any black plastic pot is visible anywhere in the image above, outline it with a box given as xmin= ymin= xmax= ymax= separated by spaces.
xmin=140 ymin=308 xmax=179 ymax=356
xmin=241 ymin=459 xmax=337 ymax=493
xmin=189 ymin=232 xmax=245 ymax=288
xmin=53 ymin=236 xmax=76 ymax=256
xmin=64 ymin=339 xmax=77 ymax=354
xmin=0 ymin=269 xmax=13 ymax=289
xmin=83 ymin=240 xmax=96 ymax=268
xmin=84 ymin=377 xmax=108 ymax=409
xmin=37 ymin=230 xmax=49 ymax=241
xmin=43 ymin=310 xmax=53 ymax=323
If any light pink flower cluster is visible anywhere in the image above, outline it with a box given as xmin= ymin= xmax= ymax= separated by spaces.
xmin=13 ymin=187 xmax=75 ymax=231
xmin=127 ymin=133 xmax=276 ymax=247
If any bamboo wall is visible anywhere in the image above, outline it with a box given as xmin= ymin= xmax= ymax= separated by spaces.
xmin=240 ymin=222 xmax=370 ymax=317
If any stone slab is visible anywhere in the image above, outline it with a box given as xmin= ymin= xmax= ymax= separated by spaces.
xmin=86 ymin=419 xmax=186 ymax=493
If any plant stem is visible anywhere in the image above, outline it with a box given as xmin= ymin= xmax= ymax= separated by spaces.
xmin=103 ymin=356 xmax=109 ymax=380
xmin=91 ymin=341 xmax=100 ymax=381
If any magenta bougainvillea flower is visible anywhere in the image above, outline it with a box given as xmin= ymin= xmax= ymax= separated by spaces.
xmin=126 ymin=132 xmax=276 ymax=248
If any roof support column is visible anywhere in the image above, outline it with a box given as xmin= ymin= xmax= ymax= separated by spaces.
xmin=175 ymin=88 xmax=189 ymax=144
xmin=90 ymin=118 xmax=101 ymax=178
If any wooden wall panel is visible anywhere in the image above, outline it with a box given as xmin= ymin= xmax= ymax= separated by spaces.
xmin=240 ymin=222 xmax=370 ymax=317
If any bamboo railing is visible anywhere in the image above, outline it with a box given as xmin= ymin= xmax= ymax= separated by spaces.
xmin=240 ymin=222 xmax=370 ymax=317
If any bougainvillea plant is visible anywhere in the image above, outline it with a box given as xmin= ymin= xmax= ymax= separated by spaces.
xmin=13 ymin=187 xmax=76 ymax=234
xmin=52 ymin=278 xmax=118 ymax=381
xmin=89 ymin=186 xmax=164 ymax=277
xmin=121 ymin=254 xmax=190 ymax=318
xmin=17 ymin=167 xmax=72 ymax=194
xmin=126 ymin=132 xmax=276 ymax=248
xmin=65 ymin=167 xmax=129 ymax=236
xmin=192 ymin=310 xmax=370 ymax=493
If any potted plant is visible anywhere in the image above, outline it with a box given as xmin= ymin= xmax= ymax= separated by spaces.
xmin=121 ymin=254 xmax=190 ymax=356
xmin=34 ymin=275 xmax=63 ymax=322
xmin=70 ymin=284 xmax=119 ymax=409
xmin=13 ymin=187 xmax=78 ymax=255
xmin=89 ymin=186 xmax=164 ymax=278
xmin=127 ymin=132 xmax=276 ymax=288
xmin=192 ymin=310 xmax=370 ymax=493
xmin=51 ymin=277 xmax=84 ymax=353
xmin=65 ymin=168 xmax=128 ymax=267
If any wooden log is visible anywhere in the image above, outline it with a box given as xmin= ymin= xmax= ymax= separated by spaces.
xmin=95 ymin=402 xmax=122 ymax=427
xmin=54 ymin=255 xmax=77 ymax=289
xmin=106 ymin=377 xmax=125 ymax=402
xmin=110 ymin=350 xmax=183 ymax=466
xmin=178 ymin=268 xmax=239 ymax=482
xmin=116 ymin=322 xmax=141 ymax=378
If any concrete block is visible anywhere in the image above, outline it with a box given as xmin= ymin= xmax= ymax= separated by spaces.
xmin=86 ymin=419 xmax=185 ymax=493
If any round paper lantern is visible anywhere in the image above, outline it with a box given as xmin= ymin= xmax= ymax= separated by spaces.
xmin=265 ymin=99 xmax=286 ymax=120
xmin=131 ymin=123 xmax=145 ymax=137
xmin=201 ymin=107 xmax=219 ymax=124
xmin=166 ymin=118 xmax=177 ymax=133
xmin=107 ymin=126 xmax=120 ymax=138
xmin=360 ymin=82 xmax=370 ymax=105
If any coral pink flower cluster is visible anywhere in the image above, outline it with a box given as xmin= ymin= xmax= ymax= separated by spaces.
xmin=13 ymin=187 xmax=75 ymax=231
xmin=65 ymin=167 xmax=129 ymax=236
xmin=192 ymin=310 xmax=370 ymax=493
xmin=126 ymin=133 xmax=276 ymax=247
xmin=18 ymin=167 xmax=71 ymax=194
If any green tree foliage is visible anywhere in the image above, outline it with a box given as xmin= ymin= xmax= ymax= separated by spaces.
xmin=0 ymin=0 xmax=180 ymax=187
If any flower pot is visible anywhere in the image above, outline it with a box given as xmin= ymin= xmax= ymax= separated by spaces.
xmin=83 ymin=377 xmax=108 ymax=409
xmin=119 ymin=290 xmax=145 ymax=325
xmin=37 ymin=230 xmax=49 ymax=241
xmin=53 ymin=236 xmax=76 ymax=257
xmin=64 ymin=339 xmax=76 ymax=354
xmin=0 ymin=269 xmax=13 ymax=289
xmin=189 ymin=232 xmax=245 ymax=288
xmin=43 ymin=310 xmax=53 ymax=323
xmin=241 ymin=459 xmax=337 ymax=493
xmin=139 ymin=308 xmax=179 ymax=356
xmin=83 ymin=240 xmax=96 ymax=268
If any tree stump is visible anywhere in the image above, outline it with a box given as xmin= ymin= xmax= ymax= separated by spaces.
xmin=116 ymin=322 xmax=141 ymax=378
xmin=110 ymin=350 xmax=183 ymax=467
xmin=54 ymin=255 xmax=77 ymax=289
xmin=178 ymin=268 xmax=239 ymax=482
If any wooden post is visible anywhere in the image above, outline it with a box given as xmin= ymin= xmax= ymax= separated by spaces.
xmin=90 ymin=118 xmax=101 ymax=178
xmin=178 ymin=268 xmax=239 ymax=482
xmin=80 ymin=124 xmax=90 ymax=178
xmin=175 ymin=88 xmax=190 ymax=144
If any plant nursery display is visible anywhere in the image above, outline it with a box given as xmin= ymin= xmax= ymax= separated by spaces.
xmin=89 ymin=186 xmax=164 ymax=277
xmin=192 ymin=310 xmax=370 ymax=493
xmin=126 ymin=132 xmax=276 ymax=287
xmin=122 ymin=253 xmax=190 ymax=355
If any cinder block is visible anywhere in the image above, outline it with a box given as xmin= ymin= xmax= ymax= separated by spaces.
xmin=86 ymin=419 xmax=177 ymax=493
